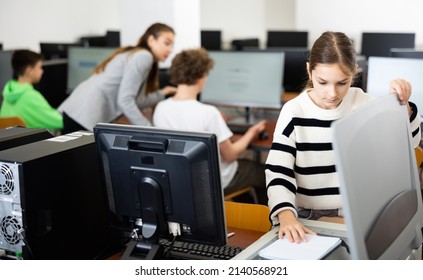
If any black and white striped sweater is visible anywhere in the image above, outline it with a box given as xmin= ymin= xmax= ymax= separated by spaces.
xmin=266 ymin=88 xmax=421 ymax=224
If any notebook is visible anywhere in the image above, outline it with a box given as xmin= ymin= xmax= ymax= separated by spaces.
xmin=258 ymin=234 xmax=341 ymax=260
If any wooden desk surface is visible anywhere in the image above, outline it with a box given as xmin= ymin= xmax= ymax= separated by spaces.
xmin=227 ymin=226 xmax=265 ymax=248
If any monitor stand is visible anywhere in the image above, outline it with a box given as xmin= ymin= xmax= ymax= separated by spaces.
xmin=121 ymin=239 xmax=164 ymax=260
xmin=226 ymin=107 xmax=260 ymax=127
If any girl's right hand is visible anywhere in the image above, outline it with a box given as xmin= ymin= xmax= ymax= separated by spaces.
xmin=277 ymin=210 xmax=316 ymax=243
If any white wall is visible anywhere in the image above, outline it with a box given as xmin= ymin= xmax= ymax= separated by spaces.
xmin=0 ymin=0 xmax=120 ymax=51
xmin=296 ymin=0 xmax=423 ymax=51
xmin=2 ymin=0 xmax=423 ymax=53
xmin=200 ymin=0 xmax=295 ymax=49
xmin=119 ymin=0 xmax=200 ymax=68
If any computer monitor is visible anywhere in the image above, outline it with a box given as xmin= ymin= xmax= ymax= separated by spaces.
xmin=332 ymin=94 xmax=423 ymax=259
xmin=267 ymin=47 xmax=309 ymax=93
xmin=0 ymin=50 xmax=13 ymax=91
xmin=200 ymin=50 xmax=284 ymax=114
xmin=93 ymin=123 xmax=227 ymax=259
xmin=360 ymin=32 xmax=415 ymax=58
xmin=201 ymin=30 xmax=222 ymax=50
xmin=67 ymin=46 xmax=116 ymax=93
xmin=34 ymin=59 xmax=68 ymax=108
xmin=390 ymin=48 xmax=423 ymax=59
xmin=266 ymin=31 xmax=308 ymax=48
xmin=105 ymin=30 xmax=120 ymax=47
xmin=231 ymin=38 xmax=260 ymax=50
xmin=39 ymin=42 xmax=82 ymax=60
xmin=366 ymin=56 xmax=423 ymax=117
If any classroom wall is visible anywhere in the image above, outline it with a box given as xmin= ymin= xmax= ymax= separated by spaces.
xmin=0 ymin=0 xmax=120 ymax=51
xmin=296 ymin=0 xmax=423 ymax=51
xmin=1 ymin=0 xmax=423 ymax=52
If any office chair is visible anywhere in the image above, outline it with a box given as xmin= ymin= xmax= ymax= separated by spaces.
xmin=224 ymin=201 xmax=271 ymax=233
xmin=0 ymin=116 xmax=26 ymax=129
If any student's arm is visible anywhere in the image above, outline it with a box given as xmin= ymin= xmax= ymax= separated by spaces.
xmin=277 ymin=210 xmax=315 ymax=243
xmin=219 ymin=120 xmax=266 ymax=162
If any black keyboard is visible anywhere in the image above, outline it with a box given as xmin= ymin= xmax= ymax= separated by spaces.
xmin=159 ymin=239 xmax=244 ymax=260
xmin=228 ymin=125 xmax=250 ymax=134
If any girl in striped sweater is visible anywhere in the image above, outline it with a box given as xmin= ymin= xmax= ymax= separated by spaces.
xmin=265 ymin=31 xmax=421 ymax=243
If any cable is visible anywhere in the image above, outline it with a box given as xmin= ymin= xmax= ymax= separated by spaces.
xmin=164 ymin=235 xmax=177 ymax=259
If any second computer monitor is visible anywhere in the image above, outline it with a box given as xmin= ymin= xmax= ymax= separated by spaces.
xmin=201 ymin=30 xmax=222 ymax=50
xmin=390 ymin=48 xmax=423 ymax=59
xmin=67 ymin=46 xmax=116 ymax=93
xmin=360 ymin=32 xmax=415 ymax=58
xmin=266 ymin=31 xmax=308 ymax=48
xmin=200 ymin=50 xmax=284 ymax=109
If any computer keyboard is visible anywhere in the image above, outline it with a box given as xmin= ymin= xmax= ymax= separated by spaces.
xmin=228 ymin=124 xmax=250 ymax=134
xmin=159 ymin=239 xmax=244 ymax=260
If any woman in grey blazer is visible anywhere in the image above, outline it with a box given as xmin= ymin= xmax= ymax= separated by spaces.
xmin=59 ymin=22 xmax=176 ymax=133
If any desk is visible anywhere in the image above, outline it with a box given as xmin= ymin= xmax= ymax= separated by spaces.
xmin=233 ymin=219 xmax=349 ymax=260
xmin=108 ymin=226 xmax=265 ymax=260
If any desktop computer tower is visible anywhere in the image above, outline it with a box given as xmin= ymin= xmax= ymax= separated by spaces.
xmin=0 ymin=127 xmax=53 ymax=151
xmin=0 ymin=132 xmax=121 ymax=259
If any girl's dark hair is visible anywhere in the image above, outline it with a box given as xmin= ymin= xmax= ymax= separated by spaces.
xmin=12 ymin=49 xmax=43 ymax=78
xmin=306 ymin=31 xmax=357 ymax=88
xmin=93 ymin=22 xmax=174 ymax=93
xmin=170 ymin=48 xmax=214 ymax=86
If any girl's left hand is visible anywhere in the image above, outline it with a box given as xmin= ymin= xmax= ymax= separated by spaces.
xmin=390 ymin=79 xmax=412 ymax=105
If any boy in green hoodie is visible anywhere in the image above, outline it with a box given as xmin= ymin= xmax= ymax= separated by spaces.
xmin=0 ymin=50 xmax=63 ymax=130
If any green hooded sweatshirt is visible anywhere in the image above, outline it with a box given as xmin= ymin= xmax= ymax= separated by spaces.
xmin=0 ymin=80 xmax=63 ymax=129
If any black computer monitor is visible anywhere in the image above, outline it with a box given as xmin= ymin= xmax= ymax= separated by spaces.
xmin=390 ymin=48 xmax=423 ymax=59
xmin=332 ymin=94 xmax=423 ymax=259
xmin=94 ymin=123 xmax=227 ymax=259
xmin=0 ymin=50 xmax=13 ymax=91
xmin=201 ymin=30 xmax=222 ymax=50
xmin=231 ymin=38 xmax=260 ymax=50
xmin=105 ymin=30 xmax=120 ymax=47
xmin=34 ymin=59 xmax=68 ymax=108
xmin=39 ymin=42 xmax=83 ymax=60
xmin=266 ymin=31 xmax=308 ymax=48
xmin=360 ymin=32 xmax=415 ymax=58
xmin=267 ymin=47 xmax=309 ymax=93
xmin=200 ymin=50 xmax=284 ymax=124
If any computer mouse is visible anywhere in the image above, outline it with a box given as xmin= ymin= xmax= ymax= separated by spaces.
xmin=259 ymin=131 xmax=269 ymax=140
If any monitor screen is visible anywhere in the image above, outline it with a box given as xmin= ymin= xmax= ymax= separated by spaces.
xmin=200 ymin=50 xmax=284 ymax=109
xmin=231 ymin=38 xmax=260 ymax=50
xmin=267 ymin=47 xmax=309 ymax=93
xmin=34 ymin=59 xmax=68 ymax=108
xmin=105 ymin=31 xmax=120 ymax=47
xmin=390 ymin=48 xmax=423 ymax=59
xmin=360 ymin=32 xmax=415 ymax=58
xmin=94 ymin=123 xmax=227 ymax=258
xmin=266 ymin=31 xmax=308 ymax=48
xmin=366 ymin=56 xmax=423 ymax=116
xmin=0 ymin=51 xmax=13 ymax=91
xmin=67 ymin=46 xmax=115 ymax=93
xmin=332 ymin=94 xmax=423 ymax=259
xmin=39 ymin=42 xmax=82 ymax=60
xmin=201 ymin=30 xmax=221 ymax=50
